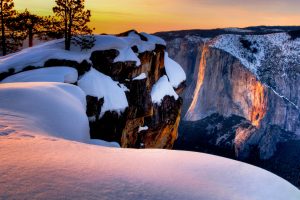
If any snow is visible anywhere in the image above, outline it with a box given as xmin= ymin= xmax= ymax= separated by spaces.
xmin=0 ymin=83 xmax=299 ymax=200
xmin=138 ymin=126 xmax=149 ymax=132
xmin=151 ymin=75 xmax=179 ymax=105
xmin=210 ymin=32 xmax=300 ymax=109
xmin=121 ymin=31 xmax=166 ymax=53
xmin=133 ymin=72 xmax=147 ymax=80
xmin=164 ymin=52 xmax=186 ymax=88
xmin=0 ymin=35 xmax=142 ymax=73
xmin=0 ymin=82 xmax=119 ymax=147
xmin=210 ymin=34 xmax=265 ymax=75
xmin=210 ymin=32 xmax=300 ymax=76
xmin=141 ymin=32 xmax=167 ymax=46
xmin=78 ymin=68 xmax=129 ymax=117
xmin=1 ymin=67 xmax=78 ymax=84
xmin=0 ymin=135 xmax=299 ymax=200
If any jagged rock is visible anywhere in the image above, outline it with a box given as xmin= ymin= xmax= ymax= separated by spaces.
xmin=86 ymin=96 xmax=104 ymax=121
xmin=142 ymin=96 xmax=183 ymax=148
xmin=125 ymin=78 xmax=152 ymax=119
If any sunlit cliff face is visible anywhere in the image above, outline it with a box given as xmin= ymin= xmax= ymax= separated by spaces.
xmin=249 ymin=82 xmax=267 ymax=127
xmin=187 ymin=45 xmax=210 ymax=115
xmin=186 ymin=45 xmax=267 ymax=127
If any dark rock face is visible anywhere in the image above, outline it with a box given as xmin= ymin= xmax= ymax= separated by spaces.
xmin=87 ymin=44 xmax=184 ymax=149
xmin=44 ymin=59 xmax=91 ymax=76
xmin=165 ymin=37 xmax=204 ymax=115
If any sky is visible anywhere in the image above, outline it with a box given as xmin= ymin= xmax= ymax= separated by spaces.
xmin=14 ymin=0 xmax=300 ymax=34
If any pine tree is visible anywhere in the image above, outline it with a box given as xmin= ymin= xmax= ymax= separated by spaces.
xmin=53 ymin=0 xmax=94 ymax=51
xmin=0 ymin=0 xmax=22 ymax=55
xmin=8 ymin=9 xmax=42 ymax=47
xmin=8 ymin=10 xmax=64 ymax=47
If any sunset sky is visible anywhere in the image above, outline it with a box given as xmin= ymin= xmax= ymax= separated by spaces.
xmin=14 ymin=0 xmax=300 ymax=34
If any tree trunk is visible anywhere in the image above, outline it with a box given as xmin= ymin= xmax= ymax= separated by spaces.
xmin=0 ymin=1 xmax=7 ymax=56
xmin=29 ymin=29 xmax=33 ymax=47
xmin=66 ymin=6 xmax=72 ymax=51
xmin=64 ymin=0 xmax=69 ymax=50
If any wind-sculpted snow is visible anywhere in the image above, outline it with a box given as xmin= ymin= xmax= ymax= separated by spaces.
xmin=0 ymin=132 xmax=299 ymax=200
xmin=0 ymin=82 xmax=119 ymax=147
xmin=1 ymin=67 xmax=78 ymax=84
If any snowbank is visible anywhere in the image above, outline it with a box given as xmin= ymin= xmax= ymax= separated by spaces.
xmin=78 ymin=68 xmax=129 ymax=117
xmin=0 ymin=135 xmax=299 ymax=200
xmin=0 ymin=82 xmax=119 ymax=147
xmin=1 ymin=67 xmax=78 ymax=83
xmin=151 ymin=75 xmax=179 ymax=105
xmin=164 ymin=52 xmax=186 ymax=88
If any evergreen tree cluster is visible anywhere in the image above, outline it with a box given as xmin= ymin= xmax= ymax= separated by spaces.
xmin=0 ymin=0 xmax=94 ymax=56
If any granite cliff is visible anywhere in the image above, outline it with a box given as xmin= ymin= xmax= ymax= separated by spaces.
xmin=159 ymin=29 xmax=300 ymax=160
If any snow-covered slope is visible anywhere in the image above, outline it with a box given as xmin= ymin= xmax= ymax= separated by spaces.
xmin=0 ymin=82 xmax=119 ymax=147
xmin=2 ymin=67 xmax=78 ymax=83
xmin=1 ymin=133 xmax=299 ymax=200
xmin=0 ymin=35 xmax=141 ymax=73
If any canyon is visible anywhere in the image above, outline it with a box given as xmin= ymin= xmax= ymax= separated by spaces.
xmin=157 ymin=27 xmax=300 ymax=187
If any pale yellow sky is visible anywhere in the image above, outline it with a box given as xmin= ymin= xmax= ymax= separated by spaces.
xmin=14 ymin=0 xmax=300 ymax=34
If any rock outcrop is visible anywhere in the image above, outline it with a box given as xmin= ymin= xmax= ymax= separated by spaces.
xmin=160 ymin=31 xmax=300 ymax=160
xmin=0 ymin=31 xmax=186 ymax=149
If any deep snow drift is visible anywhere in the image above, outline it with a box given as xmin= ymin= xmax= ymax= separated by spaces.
xmin=0 ymin=82 xmax=299 ymax=200
xmin=0 ymin=82 xmax=119 ymax=147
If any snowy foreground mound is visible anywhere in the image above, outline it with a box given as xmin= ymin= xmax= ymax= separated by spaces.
xmin=0 ymin=82 xmax=299 ymax=200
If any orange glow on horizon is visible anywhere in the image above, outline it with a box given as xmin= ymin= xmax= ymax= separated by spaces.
xmin=14 ymin=0 xmax=300 ymax=34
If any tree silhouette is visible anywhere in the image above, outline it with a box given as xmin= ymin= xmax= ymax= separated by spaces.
xmin=8 ymin=9 xmax=42 ymax=47
xmin=53 ymin=0 xmax=94 ymax=51
xmin=9 ymin=10 xmax=63 ymax=47
xmin=0 ymin=0 xmax=23 ymax=55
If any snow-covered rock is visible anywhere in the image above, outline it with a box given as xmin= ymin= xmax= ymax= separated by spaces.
xmin=1 ymin=67 xmax=78 ymax=84
xmin=0 ymin=31 xmax=185 ymax=149
xmin=164 ymin=52 xmax=186 ymax=88
xmin=122 ymin=31 xmax=166 ymax=53
xmin=78 ymin=68 xmax=129 ymax=117
xmin=151 ymin=75 xmax=179 ymax=105
xmin=133 ymin=72 xmax=147 ymax=80
xmin=0 ymin=35 xmax=142 ymax=73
